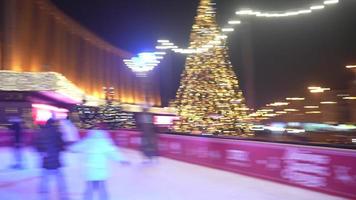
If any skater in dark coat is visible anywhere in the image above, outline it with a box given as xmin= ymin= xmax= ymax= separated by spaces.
xmin=138 ymin=107 xmax=158 ymax=163
xmin=8 ymin=117 xmax=23 ymax=169
xmin=35 ymin=118 xmax=67 ymax=199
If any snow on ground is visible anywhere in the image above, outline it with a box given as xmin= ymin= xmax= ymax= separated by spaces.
xmin=0 ymin=147 xmax=345 ymax=200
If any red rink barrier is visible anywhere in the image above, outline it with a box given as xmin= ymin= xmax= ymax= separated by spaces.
xmin=111 ymin=130 xmax=356 ymax=199
xmin=1 ymin=130 xmax=356 ymax=199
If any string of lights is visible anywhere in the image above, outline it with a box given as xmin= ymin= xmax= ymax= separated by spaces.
xmin=178 ymin=0 xmax=339 ymax=51
xmin=124 ymin=0 xmax=340 ymax=67
xmin=233 ymin=0 xmax=338 ymax=19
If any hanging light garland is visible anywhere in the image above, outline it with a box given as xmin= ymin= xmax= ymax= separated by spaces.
xmin=124 ymin=0 xmax=341 ymax=66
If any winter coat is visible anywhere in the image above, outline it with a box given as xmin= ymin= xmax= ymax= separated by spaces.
xmin=35 ymin=119 xmax=65 ymax=169
xmin=69 ymin=130 xmax=125 ymax=181
xmin=138 ymin=112 xmax=158 ymax=157
xmin=59 ymin=119 xmax=79 ymax=143
xmin=9 ymin=122 xmax=22 ymax=146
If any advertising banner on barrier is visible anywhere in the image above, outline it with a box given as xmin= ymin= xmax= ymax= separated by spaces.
xmin=0 ymin=131 xmax=33 ymax=147
xmin=111 ymin=130 xmax=356 ymax=199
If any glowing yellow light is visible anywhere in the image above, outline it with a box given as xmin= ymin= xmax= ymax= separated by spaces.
xmin=157 ymin=39 xmax=170 ymax=43
xmin=286 ymin=97 xmax=305 ymax=101
xmin=276 ymin=111 xmax=287 ymax=114
xmin=306 ymin=111 xmax=321 ymax=114
xmin=346 ymin=65 xmax=356 ymax=69
xmin=269 ymin=102 xmax=289 ymax=106
xmin=222 ymin=28 xmax=234 ymax=32
xmin=343 ymin=97 xmax=356 ymax=100
xmin=320 ymin=101 xmax=337 ymax=104
xmin=324 ymin=0 xmax=339 ymax=5
xmin=310 ymin=89 xmax=323 ymax=93
xmin=309 ymin=87 xmax=330 ymax=93
xmin=308 ymin=86 xmax=321 ymax=90
xmin=264 ymin=113 xmax=277 ymax=117
xmin=284 ymin=109 xmax=299 ymax=112
xmin=260 ymin=109 xmax=274 ymax=112
xmin=228 ymin=20 xmax=241 ymax=25
xmin=310 ymin=5 xmax=325 ymax=10
xmin=235 ymin=9 xmax=254 ymax=15
xmin=304 ymin=106 xmax=319 ymax=109
xmin=297 ymin=9 xmax=312 ymax=14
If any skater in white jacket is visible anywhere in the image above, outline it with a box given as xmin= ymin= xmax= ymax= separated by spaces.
xmin=70 ymin=123 xmax=129 ymax=200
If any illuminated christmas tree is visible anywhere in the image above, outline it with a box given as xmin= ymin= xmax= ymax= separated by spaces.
xmin=171 ymin=0 xmax=249 ymax=135
xmin=97 ymin=87 xmax=137 ymax=130
xmin=76 ymin=88 xmax=136 ymax=130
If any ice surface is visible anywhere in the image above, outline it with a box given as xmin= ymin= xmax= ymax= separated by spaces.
xmin=0 ymin=147 xmax=345 ymax=200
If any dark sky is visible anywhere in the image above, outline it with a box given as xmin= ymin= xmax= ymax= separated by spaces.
xmin=51 ymin=0 xmax=356 ymax=108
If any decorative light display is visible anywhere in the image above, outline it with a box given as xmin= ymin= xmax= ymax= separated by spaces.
xmin=98 ymin=87 xmax=136 ymax=129
xmin=308 ymin=86 xmax=331 ymax=93
xmin=286 ymin=97 xmax=305 ymax=101
xmin=268 ymin=102 xmax=289 ymax=107
xmin=0 ymin=70 xmax=99 ymax=104
xmin=320 ymin=101 xmax=337 ymax=105
xmin=234 ymin=0 xmax=338 ymax=18
xmin=343 ymin=96 xmax=356 ymax=100
xmin=248 ymin=82 xmax=355 ymax=123
xmin=122 ymin=0 xmax=343 ymax=126
xmin=169 ymin=0 xmax=249 ymax=135
xmin=123 ymin=0 xmax=341 ymax=78
xmin=75 ymin=105 xmax=99 ymax=129
xmin=76 ymin=87 xmax=137 ymax=130
xmin=143 ymin=0 xmax=341 ymax=64
xmin=124 ymin=52 xmax=163 ymax=77
xmin=304 ymin=106 xmax=320 ymax=109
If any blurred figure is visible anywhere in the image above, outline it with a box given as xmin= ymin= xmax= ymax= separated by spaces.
xmin=59 ymin=116 xmax=80 ymax=144
xmin=8 ymin=116 xmax=24 ymax=169
xmin=138 ymin=106 xmax=158 ymax=163
xmin=35 ymin=118 xmax=68 ymax=200
xmin=69 ymin=122 xmax=129 ymax=200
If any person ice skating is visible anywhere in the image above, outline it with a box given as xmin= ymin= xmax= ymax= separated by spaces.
xmin=59 ymin=116 xmax=79 ymax=144
xmin=69 ymin=122 xmax=130 ymax=200
xmin=8 ymin=116 xmax=24 ymax=169
xmin=35 ymin=118 xmax=68 ymax=199
xmin=138 ymin=106 xmax=158 ymax=163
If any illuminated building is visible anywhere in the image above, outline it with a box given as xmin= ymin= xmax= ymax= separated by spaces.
xmin=0 ymin=0 xmax=162 ymax=126
xmin=0 ymin=0 xmax=161 ymax=106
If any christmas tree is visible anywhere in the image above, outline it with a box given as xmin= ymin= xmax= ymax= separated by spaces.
xmin=171 ymin=0 xmax=249 ymax=135
xmin=75 ymin=98 xmax=99 ymax=129
xmin=76 ymin=88 xmax=136 ymax=130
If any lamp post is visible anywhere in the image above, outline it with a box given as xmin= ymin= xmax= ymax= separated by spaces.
xmin=123 ymin=52 xmax=163 ymax=106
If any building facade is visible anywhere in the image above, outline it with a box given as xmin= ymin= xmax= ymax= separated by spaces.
xmin=0 ymin=0 xmax=161 ymax=105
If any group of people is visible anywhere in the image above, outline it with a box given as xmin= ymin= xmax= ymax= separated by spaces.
xmin=7 ymin=108 xmax=158 ymax=200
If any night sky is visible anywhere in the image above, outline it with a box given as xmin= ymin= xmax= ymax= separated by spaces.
xmin=51 ymin=0 xmax=356 ymax=108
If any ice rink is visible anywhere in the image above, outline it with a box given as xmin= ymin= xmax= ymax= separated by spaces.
xmin=0 ymin=147 xmax=345 ymax=200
